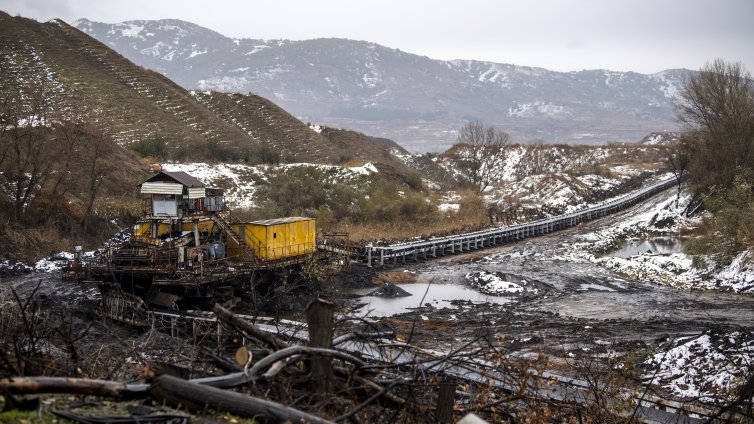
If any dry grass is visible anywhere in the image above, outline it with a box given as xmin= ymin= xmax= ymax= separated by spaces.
xmin=0 ymin=225 xmax=70 ymax=261
xmin=328 ymin=189 xmax=489 ymax=244
xmin=332 ymin=213 xmax=488 ymax=245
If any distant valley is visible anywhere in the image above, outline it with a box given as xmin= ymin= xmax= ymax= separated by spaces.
xmin=75 ymin=18 xmax=689 ymax=152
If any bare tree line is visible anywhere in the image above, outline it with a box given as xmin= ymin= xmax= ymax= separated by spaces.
xmin=0 ymin=80 xmax=116 ymax=234
xmin=455 ymin=120 xmax=511 ymax=194
xmin=673 ymin=59 xmax=754 ymax=193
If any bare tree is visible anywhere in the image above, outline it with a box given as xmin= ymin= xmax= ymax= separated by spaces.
xmin=0 ymin=76 xmax=118 ymax=233
xmin=665 ymin=134 xmax=691 ymax=206
xmin=677 ymin=59 xmax=754 ymax=192
xmin=455 ymin=121 xmax=510 ymax=193
xmin=0 ymin=82 xmax=59 ymax=221
xmin=77 ymin=120 xmax=115 ymax=232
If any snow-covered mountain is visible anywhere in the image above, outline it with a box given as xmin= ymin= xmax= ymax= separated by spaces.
xmin=75 ymin=18 xmax=689 ymax=152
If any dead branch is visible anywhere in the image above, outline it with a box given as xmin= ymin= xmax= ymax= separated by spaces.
xmin=198 ymin=346 xmax=242 ymax=373
xmin=333 ymin=366 xmax=406 ymax=406
xmin=0 ymin=377 xmax=148 ymax=399
xmin=333 ymin=331 xmax=395 ymax=346
xmin=51 ymin=409 xmax=190 ymax=423
xmin=212 ymin=304 xmax=288 ymax=351
xmin=150 ymin=374 xmax=335 ymax=424
xmin=333 ymin=379 xmax=398 ymax=423
xmin=250 ymin=345 xmax=367 ymax=379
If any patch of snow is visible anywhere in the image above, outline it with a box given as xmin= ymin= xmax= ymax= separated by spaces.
xmin=362 ymin=70 xmax=380 ymax=88
xmin=438 ymin=192 xmax=461 ymax=213
xmin=350 ymin=163 xmax=378 ymax=175
xmin=508 ymin=101 xmax=566 ymax=118
xmin=646 ymin=331 xmax=754 ymax=402
xmin=245 ymin=45 xmax=270 ymax=55
xmin=0 ymin=260 xmax=33 ymax=274
xmin=705 ymin=251 xmax=754 ymax=293
xmin=188 ymin=47 xmax=207 ymax=58
xmin=465 ymin=271 xmax=537 ymax=295
xmin=34 ymin=252 xmax=73 ymax=273
xmin=644 ymin=134 xmax=665 ymax=145
xmin=653 ymin=71 xmax=681 ymax=99
xmin=197 ymin=75 xmax=250 ymax=92
xmin=112 ymin=23 xmax=144 ymax=39
xmin=163 ymin=162 xmax=266 ymax=209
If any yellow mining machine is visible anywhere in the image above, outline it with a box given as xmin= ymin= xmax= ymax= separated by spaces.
xmin=71 ymin=171 xmax=317 ymax=318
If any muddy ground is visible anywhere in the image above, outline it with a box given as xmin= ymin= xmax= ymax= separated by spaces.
xmin=1 ymin=188 xmax=753 ymax=411
xmin=354 ymin=189 xmax=754 ymax=391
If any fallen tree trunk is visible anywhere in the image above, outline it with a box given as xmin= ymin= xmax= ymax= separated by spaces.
xmin=150 ymin=374 xmax=334 ymax=424
xmin=0 ymin=377 xmax=148 ymax=399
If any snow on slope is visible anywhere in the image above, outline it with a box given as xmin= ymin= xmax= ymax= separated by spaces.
xmin=553 ymin=187 xmax=754 ymax=294
xmin=646 ymin=331 xmax=754 ymax=402
xmin=421 ymin=144 xmax=653 ymax=220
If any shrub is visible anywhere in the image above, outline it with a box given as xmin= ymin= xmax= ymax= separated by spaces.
xmin=131 ymin=137 xmax=168 ymax=159
xmin=685 ymin=168 xmax=754 ymax=260
xmin=251 ymin=166 xmax=439 ymax=229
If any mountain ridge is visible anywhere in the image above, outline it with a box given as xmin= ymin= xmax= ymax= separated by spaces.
xmin=74 ymin=17 xmax=690 ymax=151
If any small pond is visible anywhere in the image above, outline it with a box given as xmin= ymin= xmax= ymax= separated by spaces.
xmin=356 ymin=282 xmax=512 ymax=318
xmin=612 ymin=236 xmax=684 ymax=258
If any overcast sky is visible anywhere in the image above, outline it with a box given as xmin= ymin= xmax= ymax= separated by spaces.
xmin=4 ymin=0 xmax=753 ymax=74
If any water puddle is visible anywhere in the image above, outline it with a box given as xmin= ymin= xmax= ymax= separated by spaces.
xmin=577 ymin=283 xmax=615 ymax=292
xmin=612 ymin=237 xmax=683 ymax=258
xmin=355 ymin=283 xmax=512 ymax=318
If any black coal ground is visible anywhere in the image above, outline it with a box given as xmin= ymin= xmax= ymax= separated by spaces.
xmin=358 ymin=190 xmax=754 ymax=384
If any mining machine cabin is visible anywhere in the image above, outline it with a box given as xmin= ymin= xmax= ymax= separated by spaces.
xmin=80 ymin=170 xmax=316 ymax=311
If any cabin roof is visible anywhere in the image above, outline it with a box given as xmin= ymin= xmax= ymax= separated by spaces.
xmin=250 ymin=217 xmax=314 ymax=226
xmin=141 ymin=171 xmax=205 ymax=188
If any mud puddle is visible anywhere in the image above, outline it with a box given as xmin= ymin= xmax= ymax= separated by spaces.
xmin=612 ymin=236 xmax=684 ymax=258
xmin=356 ymin=281 xmax=513 ymax=318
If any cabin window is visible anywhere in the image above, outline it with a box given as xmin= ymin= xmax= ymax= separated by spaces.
xmin=273 ymin=232 xmax=277 ymax=239
xmin=152 ymin=194 xmax=178 ymax=216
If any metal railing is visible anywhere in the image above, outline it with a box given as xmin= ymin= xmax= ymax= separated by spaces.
xmin=363 ymin=177 xmax=677 ymax=267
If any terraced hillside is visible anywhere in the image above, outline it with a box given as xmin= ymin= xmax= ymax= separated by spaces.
xmin=0 ymin=12 xmax=406 ymax=167
xmin=1 ymin=14 xmax=243 ymax=161
xmin=189 ymin=91 xmax=412 ymax=172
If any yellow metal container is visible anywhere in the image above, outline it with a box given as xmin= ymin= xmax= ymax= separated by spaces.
xmin=233 ymin=217 xmax=316 ymax=261
xmin=132 ymin=221 xmax=173 ymax=237
xmin=133 ymin=222 xmax=151 ymax=237
xmin=133 ymin=219 xmax=218 ymax=238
